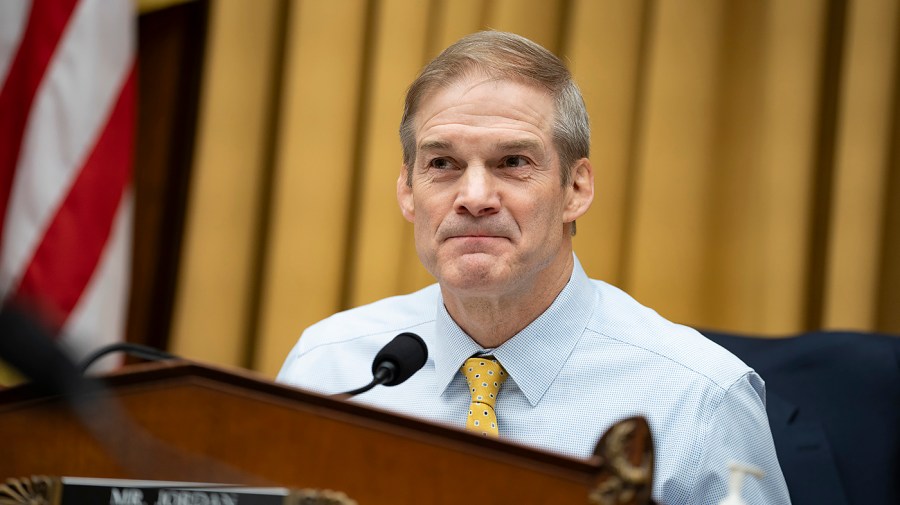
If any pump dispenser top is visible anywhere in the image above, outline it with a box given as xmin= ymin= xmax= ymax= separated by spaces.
xmin=718 ymin=460 xmax=765 ymax=505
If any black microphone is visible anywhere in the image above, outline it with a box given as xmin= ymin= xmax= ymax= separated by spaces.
xmin=336 ymin=332 xmax=428 ymax=397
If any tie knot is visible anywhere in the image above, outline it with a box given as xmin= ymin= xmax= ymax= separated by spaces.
xmin=461 ymin=357 xmax=507 ymax=408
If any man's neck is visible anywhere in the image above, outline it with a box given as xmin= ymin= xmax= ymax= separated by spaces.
xmin=441 ymin=255 xmax=575 ymax=348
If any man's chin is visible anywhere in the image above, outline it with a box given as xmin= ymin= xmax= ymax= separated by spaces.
xmin=435 ymin=257 xmax=510 ymax=293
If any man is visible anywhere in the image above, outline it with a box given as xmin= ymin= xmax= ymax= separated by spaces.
xmin=279 ymin=31 xmax=790 ymax=504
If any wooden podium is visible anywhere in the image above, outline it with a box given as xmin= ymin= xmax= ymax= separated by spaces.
xmin=0 ymin=361 xmax=654 ymax=504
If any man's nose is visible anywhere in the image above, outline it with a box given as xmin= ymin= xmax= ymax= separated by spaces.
xmin=454 ymin=167 xmax=500 ymax=217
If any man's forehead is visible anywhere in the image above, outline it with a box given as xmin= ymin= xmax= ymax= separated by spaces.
xmin=419 ymin=73 xmax=550 ymax=108
xmin=412 ymin=76 xmax=555 ymax=148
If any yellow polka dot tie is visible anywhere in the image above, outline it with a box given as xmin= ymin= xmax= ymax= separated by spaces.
xmin=461 ymin=357 xmax=507 ymax=437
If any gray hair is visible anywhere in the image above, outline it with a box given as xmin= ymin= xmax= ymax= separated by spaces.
xmin=399 ymin=31 xmax=590 ymax=187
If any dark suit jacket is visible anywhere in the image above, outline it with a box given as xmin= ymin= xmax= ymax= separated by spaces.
xmin=703 ymin=330 xmax=900 ymax=505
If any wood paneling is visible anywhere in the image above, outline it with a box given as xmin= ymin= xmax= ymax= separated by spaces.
xmin=128 ymin=2 xmax=209 ymax=350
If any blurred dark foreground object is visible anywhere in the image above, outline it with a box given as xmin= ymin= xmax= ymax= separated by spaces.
xmin=703 ymin=329 xmax=900 ymax=505
xmin=0 ymin=303 xmax=86 ymax=396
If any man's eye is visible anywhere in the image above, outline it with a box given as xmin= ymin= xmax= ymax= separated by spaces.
xmin=502 ymin=156 xmax=529 ymax=168
xmin=428 ymin=158 xmax=452 ymax=169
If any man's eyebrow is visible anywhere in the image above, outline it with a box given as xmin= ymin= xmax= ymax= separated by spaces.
xmin=495 ymin=139 xmax=543 ymax=152
xmin=418 ymin=139 xmax=543 ymax=153
xmin=418 ymin=140 xmax=452 ymax=152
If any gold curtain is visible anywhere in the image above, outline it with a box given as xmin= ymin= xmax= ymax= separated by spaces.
xmin=170 ymin=0 xmax=900 ymax=377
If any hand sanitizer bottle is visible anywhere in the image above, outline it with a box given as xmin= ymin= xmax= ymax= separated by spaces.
xmin=718 ymin=460 xmax=765 ymax=505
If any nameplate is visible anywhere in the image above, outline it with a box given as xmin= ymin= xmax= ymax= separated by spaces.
xmin=0 ymin=476 xmax=356 ymax=505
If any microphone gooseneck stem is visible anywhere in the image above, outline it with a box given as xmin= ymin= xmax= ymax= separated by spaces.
xmin=335 ymin=363 xmax=396 ymax=397
xmin=78 ymin=342 xmax=177 ymax=374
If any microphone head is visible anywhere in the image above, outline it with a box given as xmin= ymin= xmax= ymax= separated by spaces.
xmin=371 ymin=332 xmax=428 ymax=386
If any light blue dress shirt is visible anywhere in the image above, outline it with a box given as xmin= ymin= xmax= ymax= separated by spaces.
xmin=278 ymin=256 xmax=790 ymax=504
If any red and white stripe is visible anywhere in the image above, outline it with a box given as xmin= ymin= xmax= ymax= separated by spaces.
xmin=0 ymin=0 xmax=135 ymax=370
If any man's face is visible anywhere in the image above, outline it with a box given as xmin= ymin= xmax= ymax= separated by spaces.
xmin=397 ymin=73 xmax=592 ymax=300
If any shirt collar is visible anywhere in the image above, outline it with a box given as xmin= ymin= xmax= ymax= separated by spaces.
xmin=433 ymin=255 xmax=596 ymax=406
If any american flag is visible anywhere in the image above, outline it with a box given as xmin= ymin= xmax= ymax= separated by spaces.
xmin=0 ymin=0 xmax=135 ymax=370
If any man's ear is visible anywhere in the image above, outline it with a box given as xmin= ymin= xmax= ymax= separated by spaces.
xmin=563 ymin=158 xmax=594 ymax=223
xmin=397 ymin=165 xmax=415 ymax=222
